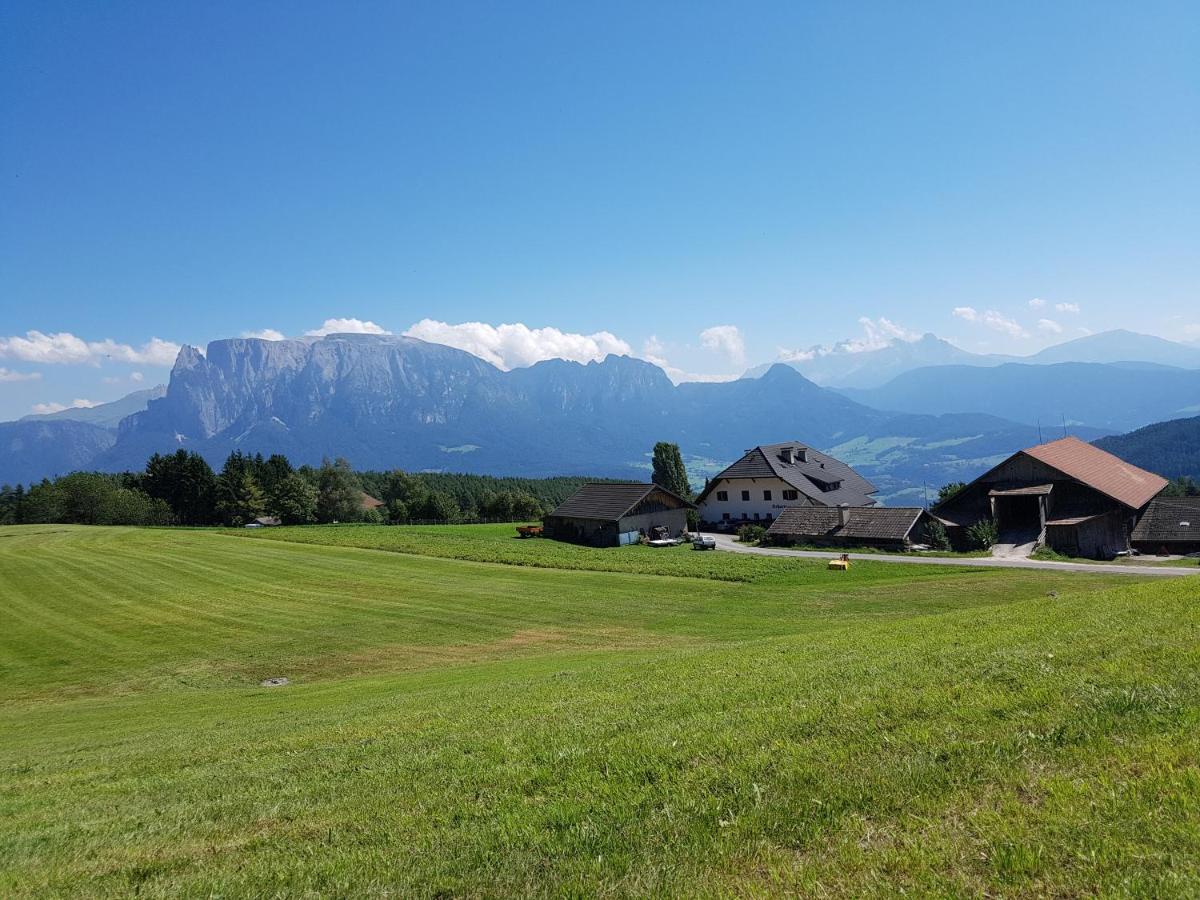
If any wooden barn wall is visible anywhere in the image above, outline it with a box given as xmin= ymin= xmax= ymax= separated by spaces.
xmin=1046 ymin=510 xmax=1129 ymax=559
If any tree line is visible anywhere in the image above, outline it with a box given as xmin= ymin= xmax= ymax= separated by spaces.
xmin=0 ymin=450 xmax=610 ymax=528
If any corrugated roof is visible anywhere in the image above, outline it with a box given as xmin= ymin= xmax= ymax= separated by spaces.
xmin=1131 ymin=497 xmax=1200 ymax=543
xmin=698 ymin=442 xmax=877 ymax=508
xmin=1023 ymin=437 xmax=1167 ymax=510
xmin=547 ymin=482 xmax=694 ymax=521
xmin=767 ymin=506 xmax=926 ymax=541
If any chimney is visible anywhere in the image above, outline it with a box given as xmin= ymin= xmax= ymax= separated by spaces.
xmin=781 ymin=447 xmax=794 ymax=464
xmin=837 ymin=504 xmax=849 ymax=527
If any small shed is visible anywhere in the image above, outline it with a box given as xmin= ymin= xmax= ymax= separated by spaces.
xmin=543 ymin=483 xmax=694 ymax=547
xmin=766 ymin=505 xmax=934 ymax=550
xmin=1131 ymin=497 xmax=1200 ymax=555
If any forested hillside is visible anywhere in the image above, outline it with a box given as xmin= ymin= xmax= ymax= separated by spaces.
xmin=1094 ymin=416 xmax=1200 ymax=481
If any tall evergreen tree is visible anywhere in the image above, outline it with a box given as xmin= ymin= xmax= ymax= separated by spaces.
xmin=651 ymin=441 xmax=692 ymax=498
xmin=143 ymin=451 xmax=218 ymax=525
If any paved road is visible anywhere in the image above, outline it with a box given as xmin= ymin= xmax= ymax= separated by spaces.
xmin=705 ymin=533 xmax=1200 ymax=578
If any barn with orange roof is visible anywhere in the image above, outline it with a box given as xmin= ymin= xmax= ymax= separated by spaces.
xmin=931 ymin=436 xmax=1168 ymax=559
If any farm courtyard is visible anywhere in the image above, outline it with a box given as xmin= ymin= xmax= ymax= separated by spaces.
xmin=2 ymin=523 xmax=1199 ymax=896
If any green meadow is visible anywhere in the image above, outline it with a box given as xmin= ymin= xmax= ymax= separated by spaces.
xmin=2 ymin=524 xmax=1199 ymax=896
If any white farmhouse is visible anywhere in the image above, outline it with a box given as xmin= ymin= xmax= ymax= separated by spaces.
xmin=696 ymin=442 xmax=877 ymax=527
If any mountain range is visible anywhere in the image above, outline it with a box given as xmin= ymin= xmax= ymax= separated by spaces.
xmin=746 ymin=329 xmax=1200 ymax=388
xmin=2 ymin=328 xmax=1196 ymax=503
xmin=839 ymin=362 xmax=1200 ymax=433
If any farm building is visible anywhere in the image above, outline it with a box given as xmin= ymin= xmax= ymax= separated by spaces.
xmin=932 ymin=436 xmax=1167 ymax=559
xmin=766 ymin=505 xmax=935 ymax=551
xmin=696 ymin=442 xmax=876 ymax=528
xmin=543 ymin=482 xmax=695 ymax=547
xmin=1131 ymin=497 xmax=1200 ymax=555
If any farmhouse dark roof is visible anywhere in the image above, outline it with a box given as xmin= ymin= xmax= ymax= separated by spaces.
xmin=767 ymin=506 xmax=927 ymax=542
xmin=1023 ymin=437 xmax=1167 ymax=510
xmin=1131 ymin=497 xmax=1200 ymax=544
xmin=698 ymin=442 xmax=876 ymax=507
xmin=547 ymin=482 xmax=694 ymax=521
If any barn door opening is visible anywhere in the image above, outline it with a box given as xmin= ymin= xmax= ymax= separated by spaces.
xmin=994 ymin=495 xmax=1042 ymax=543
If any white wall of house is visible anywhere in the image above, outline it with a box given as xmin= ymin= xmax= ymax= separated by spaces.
xmin=697 ymin=477 xmax=817 ymax=524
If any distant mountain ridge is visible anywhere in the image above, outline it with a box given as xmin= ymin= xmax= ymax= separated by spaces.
xmin=744 ymin=328 xmax=1200 ymax=389
xmin=840 ymin=361 xmax=1200 ymax=433
xmin=0 ymin=333 xmax=1111 ymax=503
xmin=20 ymin=386 xmax=167 ymax=429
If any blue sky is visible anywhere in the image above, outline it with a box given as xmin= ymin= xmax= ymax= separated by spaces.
xmin=2 ymin=1 xmax=1197 ymax=418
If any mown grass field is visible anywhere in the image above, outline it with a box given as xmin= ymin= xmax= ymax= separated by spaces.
xmin=2 ymin=524 xmax=1199 ymax=896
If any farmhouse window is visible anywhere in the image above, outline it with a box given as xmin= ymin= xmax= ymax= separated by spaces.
xmin=783 ymin=490 xmax=798 ymax=501
xmin=741 ymin=490 xmax=750 ymax=501
xmin=763 ymin=490 xmax=772 ymax=501
xmin=716 ymin=490 xmax=728 ymax=501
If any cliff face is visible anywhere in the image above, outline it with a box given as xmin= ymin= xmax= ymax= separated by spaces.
xmin=125 ymin=335 xmax=503 ymax=439
xmin=105 ymin=333 xmax=689 ymax=475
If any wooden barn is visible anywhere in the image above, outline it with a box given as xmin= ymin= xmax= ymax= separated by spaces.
xmin=766 ymin=505 xmax=934 ymax=551
xmin=932 ymin=436 xmax=1167 ymax=559
xmin=543 ymin=483 xmax=695 ymax=547
xmin=1131 ymin=497 xmax=1200 ymax=555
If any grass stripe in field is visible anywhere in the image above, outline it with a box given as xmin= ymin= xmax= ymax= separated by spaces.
xmin=0 ymin=525 xmax=1194 ymax=897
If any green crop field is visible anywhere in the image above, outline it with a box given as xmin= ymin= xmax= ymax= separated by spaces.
xmin=2 ymin=524 xmax=1199 ymax=897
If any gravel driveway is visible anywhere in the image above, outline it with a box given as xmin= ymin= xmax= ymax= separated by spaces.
xmin=705 ymin=533 xmax=1200 ymax=578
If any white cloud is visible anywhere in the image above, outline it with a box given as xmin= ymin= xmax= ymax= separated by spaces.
xmin=778 ymin=347 xmax=817 ymax=363
xmin=952 ymin=307 xmax=1029 ymax=338
xmin=242 ymin=328 xmax=285 ymax=341
xmin=776 ymin=316 xmax=921 ymax=362
xmin=635 ymin=335 xmax=738 ymax=384
xmin=1028 ymin=298 xmax=1046 ymax=309
xmin=1055 ymin=302 xmax=1081 ymax=314
xmin=404 ymin=319 xmax=633 ymax=370
xmin=103 ymin=371 xmax=147 ymax=385
xmin=0 ymin=331 xmax=180 ymax=366
xmin=0 ymin=367 xmax=41 ymax=382
xmin=1037 ymin=318 xmax=1064 ymax=334
xmin=305 ymin=318 xmax=390 ymax=337
xmin=843 ymin=316 xmax=919 ymax=353
xmin=30 ymin=398 xmax=99 ymax=415
xmin=698 ymin=325 xmax=746 ymax=364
